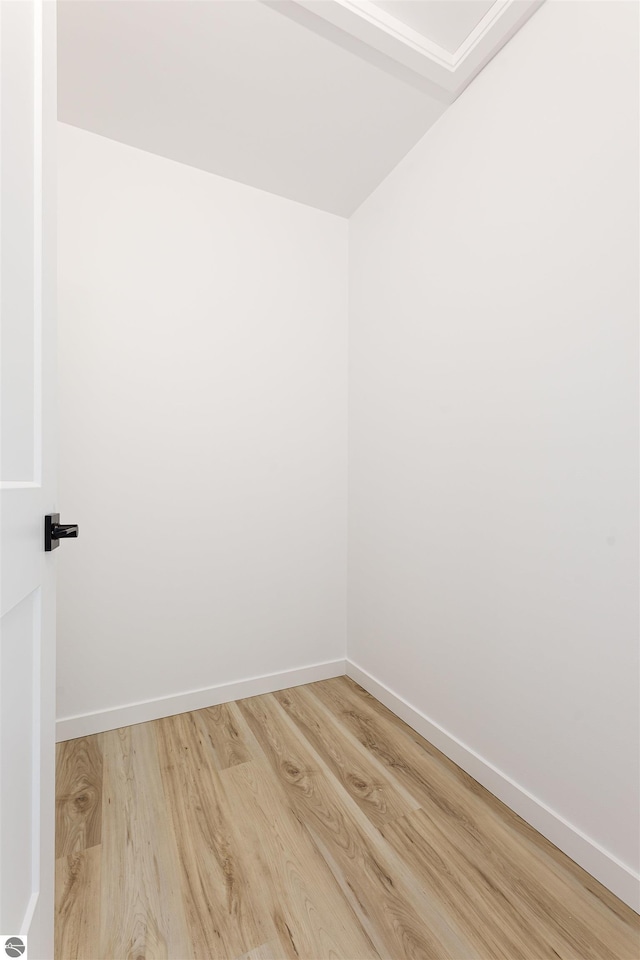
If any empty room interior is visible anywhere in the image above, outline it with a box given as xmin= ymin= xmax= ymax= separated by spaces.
xmin=46 ymin=0 xmax=640 ymax=957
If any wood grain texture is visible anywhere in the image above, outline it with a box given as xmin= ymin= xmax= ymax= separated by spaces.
xmin=274 ymin=684 xmax=418 ymax=828
xmin=235 ymin=942 xmax=281 ymax=960
xmin=312 ymin=677 xmax=640 ymax=959
xmin=56 ymin=736 xmax=103 ymax=858
xmin=382 ymin=805 xmax=639 ymax=960
xmin=155 ymin=709 xmax=269 ymax=959
xmin=55 ymin=678 xmax=640 ymax=960
xmin=55 ymin=845 xmax=101 ymax=960
xmin=99 ymin=723 xmax=192 ymax=960
xmin=193 ymin=701 xmax=257 ymax=770
xmin=238 ymin=692 xmax=482 ymax=960
xmin=222 ymin=753 xmax=378 ymax=958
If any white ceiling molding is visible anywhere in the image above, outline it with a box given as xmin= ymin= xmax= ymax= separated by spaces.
xmin=284 ymin=0 xmax=544 ymax=99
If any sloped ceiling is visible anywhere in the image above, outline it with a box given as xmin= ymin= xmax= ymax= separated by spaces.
xmin=57 ymin=0 xmax=541 ymax=216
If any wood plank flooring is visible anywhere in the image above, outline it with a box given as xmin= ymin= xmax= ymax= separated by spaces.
xmin=55 ymin=677 xmax=640 ymax=960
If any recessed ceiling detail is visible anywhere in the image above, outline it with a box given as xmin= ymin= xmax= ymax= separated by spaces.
xmin=373 ymin=1 xmax=496 ymax=54
xmin=284 ymin=0 xmax=543 ymax=98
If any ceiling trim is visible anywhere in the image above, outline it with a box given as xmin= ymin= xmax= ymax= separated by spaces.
xmin=288 ymin=0 xmax=544 ymax=97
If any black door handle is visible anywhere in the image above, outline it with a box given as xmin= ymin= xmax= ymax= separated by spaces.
xmin=45 ymin=513 xmax=79 ymax=552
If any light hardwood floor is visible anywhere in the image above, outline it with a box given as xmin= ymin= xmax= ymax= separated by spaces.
xmin=55 ymin=676 xmax=640 ymax=960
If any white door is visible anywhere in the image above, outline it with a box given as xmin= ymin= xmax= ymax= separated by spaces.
xmin=0 ymin=2 xmax=58 ymax=957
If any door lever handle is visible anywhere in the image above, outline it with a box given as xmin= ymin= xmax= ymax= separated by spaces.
xmin=54 ymin=524 xmax=78 ymax=539
xmin=45 ymin=514 xmax=79 ymax=551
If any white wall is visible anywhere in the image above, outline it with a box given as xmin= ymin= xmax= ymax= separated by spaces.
xmin=57 ymin=123 xmax=347 ymax=725
xmin=349 ymin=0 xmax=639 ymax=900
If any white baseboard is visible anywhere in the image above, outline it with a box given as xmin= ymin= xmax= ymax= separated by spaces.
xmin=56 ymin=659 xmax=346 ymax=743
xmin=56 ymin=654 xmax=639 ymax=912
xmin=346 ymin=658 xmax=640 ymax=914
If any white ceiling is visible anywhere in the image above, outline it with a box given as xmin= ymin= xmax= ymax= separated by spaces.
xmin=57 ymin=0 xmax=541 ymax=217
